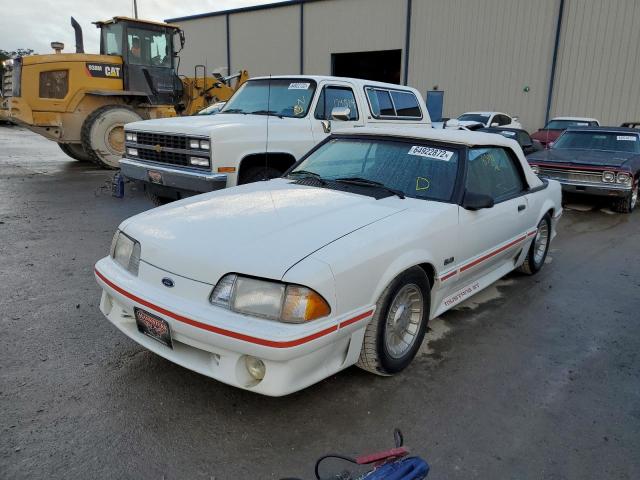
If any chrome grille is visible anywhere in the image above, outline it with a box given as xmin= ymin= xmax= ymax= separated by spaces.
xmin=136 ymin=132 xmax=187 ymax=150
xmin=537 ymin=167 xmax=603 ymax=184
xmin=137 ymin=148 xmax=190 ymax=167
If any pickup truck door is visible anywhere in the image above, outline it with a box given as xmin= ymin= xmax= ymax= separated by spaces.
xmin=453 ymin=147 xmax=534 ymax=289
xmin=310 ymin=82 xmax=365 ymax=142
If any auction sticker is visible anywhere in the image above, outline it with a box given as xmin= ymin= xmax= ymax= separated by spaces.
xmin=288 ymin=82 xmax=310 ymax=90
xmin=500 ymin=130 xmax=516 ymax=137
xmin=617 ymin=135 xmax=637 ymax=141
xmin=408 ymin=145 xmax=454 ymax=161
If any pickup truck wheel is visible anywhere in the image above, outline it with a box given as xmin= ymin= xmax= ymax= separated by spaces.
xmin=239 ymin=166 xmax=282 ymax=184
xmin=518 ymin=214 xmax=551 ymax=275
xmin=81 ymin=105 xmax=142 ymax=169
xmin=58 ymin=143 xmax=92 ymax=162
xmin=611 ymin=179 xmax=638 ymax=213
xmin=357 ymin=267 xmax=430 ymax=376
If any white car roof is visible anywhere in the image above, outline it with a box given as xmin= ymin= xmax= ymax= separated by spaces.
xmin=551 ymin=116 xmax=599 ymax=122
xmin=459 ymin=111 xmax=505 ymax=116
xmin=250 ymin=75 xmax=417 ymax=91
xmin=331 ymin=126 xmax=519 ymax=148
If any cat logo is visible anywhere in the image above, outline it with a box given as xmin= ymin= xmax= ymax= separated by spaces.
xmin=154 ymin=144 xmax=162 ymax=153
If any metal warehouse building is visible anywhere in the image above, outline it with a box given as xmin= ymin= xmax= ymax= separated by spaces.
xmin=167 ymin=0 xmax=640 ymax=130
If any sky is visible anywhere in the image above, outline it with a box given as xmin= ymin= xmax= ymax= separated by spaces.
xmin=0 ymin=0 xmax=288 ymax=54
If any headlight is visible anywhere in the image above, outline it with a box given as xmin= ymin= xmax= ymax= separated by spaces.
xmin=210 ymin=274 xmax=331 ymax=323
xmin=2 ymin=59 xmax=14 ymax=67
xmin=125 ymin=132 xmax=137 ymax=142
xmin=602 ymin=171 xmax=616 ymax=183
xmin=127 ymin=147 xmax=138 ymax=156
xmin=110 ymin=231 xmax=141 ymax=275
xmin=189 ymin=138 xmax=210 ymax=151
xmin=189 ymin=156 xmax=210 ymax=167
xmin=616 ymin=172 xmax=631 ymax=185
xmin=530 ymin=164 xmax=539 ymax=174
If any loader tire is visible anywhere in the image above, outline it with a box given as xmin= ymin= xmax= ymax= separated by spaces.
xmin=58 ymin=142 xmax=92 ymax=162
xmin=81 ymin=105 xmax=142 ymax=169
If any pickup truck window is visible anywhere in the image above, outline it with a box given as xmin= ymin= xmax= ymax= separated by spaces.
xmin=366 ymin=89 xmax=395 ymax=117
xmin=314 ymin=86 xmax=359 ymax=121
xmin=466 ymin=147 xmax=524 ymax=202
xmin=390 ymin=91 xmax=421 ymax=118
xmin=221 ymin=79 xmax=317 ymax=118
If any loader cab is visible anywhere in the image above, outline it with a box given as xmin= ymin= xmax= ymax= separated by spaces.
xmin=96 ymin=17 xmax=183 ymax=105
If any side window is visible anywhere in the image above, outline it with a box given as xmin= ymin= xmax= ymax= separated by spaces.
xmin=390 ymin=91 xmax=421 ymax=118
xmin=498 ymin=115 xmax=511 ymax=126
xmin=314 ymin=86 xmax=359 ymax=120
xmin=466 ymin=147 xmax=525 ymax=201
xmin=366 ymin=88 xmax=395 ymax=117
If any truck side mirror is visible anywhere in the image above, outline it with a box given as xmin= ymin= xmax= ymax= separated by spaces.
xmin=331 ymin=107 xmax=351 ymax=121
xmin=462 ymin=191 xmax=495 ymax=210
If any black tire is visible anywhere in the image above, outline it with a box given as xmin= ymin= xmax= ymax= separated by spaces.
xmin=58 ymin=142 xmax=92 ymax=162
xmin=238 ymin=166 xmax=282 ymax=185
xmin=81 ymin=105 xmax=142 ymax=169
xmin=518 ymin=213 xmax=551 ymax=275
xmin=611 ymin=179 xmax=638 ymax=214
xmin=357 ymin=267 xmax=431 ymax=376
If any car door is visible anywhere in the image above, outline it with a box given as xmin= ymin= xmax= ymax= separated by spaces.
xmin=310 ymin=83 xmax=364 ymax=142
xmin=454 ymin=147 xmax=533 ymax=287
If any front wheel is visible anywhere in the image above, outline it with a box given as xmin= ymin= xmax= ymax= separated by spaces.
xmin=518 ymin=213 xmax=551 ymax=275
xmin=357 ymin=267 xmax=431 ymax=376
xmin=58 ymin=142 xmax=92 ymax=162
xmin=611 ymin=179 xmax=638 ymax=213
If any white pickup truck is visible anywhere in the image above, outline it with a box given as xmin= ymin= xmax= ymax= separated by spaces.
xmin=120 ymin=75 xmax=431 ymax=204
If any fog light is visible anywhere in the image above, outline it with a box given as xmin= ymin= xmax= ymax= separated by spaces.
xmin=602 ymin=171 xmax=615 ymax=183
xmin=245 ymin=356 xmax=266 ymax=381
xmin=127 ymin=148 xmax=138 ymax=156
xmin=189 ymin=156 xmax=209 ymax=167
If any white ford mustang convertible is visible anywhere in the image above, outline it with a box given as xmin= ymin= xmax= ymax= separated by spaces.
xmin=95 ymin=128 xmax=562 ymax=396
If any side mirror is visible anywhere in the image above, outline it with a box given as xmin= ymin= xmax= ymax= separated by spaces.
xmin=331 ymin=106 xmax=351 ymax=121
xmin=490 ymin=122 xmax=500 ymax=127
xmin=462 ymin=191 xmax=494 ymax=211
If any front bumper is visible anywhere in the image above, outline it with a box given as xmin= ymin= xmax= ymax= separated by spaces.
xmin=94 ymin=257 xmax=374 ymax=396
xmin=120 ymin=158 xmax=228 ymax=194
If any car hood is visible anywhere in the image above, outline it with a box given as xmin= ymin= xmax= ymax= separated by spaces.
xmin=531 ymin=129 xmax=562 ymax=144
xmin=121 ymin=179 xmax=407 ymax=284
xmin=125 ymin=113 xmax=268 ymax=136
xmin=527 ymin=148 xmax=638 ymax=168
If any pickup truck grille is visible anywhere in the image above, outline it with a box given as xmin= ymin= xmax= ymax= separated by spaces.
xmin=136 ymin=132 xmax=187 ymax=150
xmin=137 ymin=148 xmax=191 ymax=167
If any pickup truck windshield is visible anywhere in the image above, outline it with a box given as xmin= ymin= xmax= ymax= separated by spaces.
xmin=553 ymin=131 xmax=640 ymax=153
xmin=221 ymin=79 xmax=317 ymax=118
xmin=290 ymin=138 xmax=460 ymax=201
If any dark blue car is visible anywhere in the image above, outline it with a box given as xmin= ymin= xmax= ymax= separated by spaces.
xmin=527 ymin=127 xmax=640 ymax=213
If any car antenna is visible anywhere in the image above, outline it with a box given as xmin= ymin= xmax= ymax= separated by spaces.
xmin=264 ymin=75 xmax=271 ymax=179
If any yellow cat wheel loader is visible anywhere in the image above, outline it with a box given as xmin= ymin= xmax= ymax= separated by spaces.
xmin=0 ymin=17 xmax=248 ymax=168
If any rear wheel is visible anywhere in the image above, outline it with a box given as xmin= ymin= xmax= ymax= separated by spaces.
xmin=611 ymin=179 xmax=638 ymax=213
xmin=357 ymin=267 xmax=431 ymax=376
xmin=58 ymin=142 xmax=92 ymax=162
xmin=81 ymin=105 xmax=142 ymax=169
xmin=519 ymin=214 xmax=551 ymax=275
xmin=238 ymin=166 xmax=282 ymax=185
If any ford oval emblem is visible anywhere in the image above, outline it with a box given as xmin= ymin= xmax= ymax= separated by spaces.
xmin=161 ymin=277 xmax=174 ymax=288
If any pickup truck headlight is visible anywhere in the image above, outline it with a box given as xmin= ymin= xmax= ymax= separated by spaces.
xmin=602 ymin=171 xmax=616 ymax=183
xmin=189 ymin=156 xmax=210 ymax=167
xmin=125 ymin=132 xmax=137 ymax=142
xmin=189 ymin=138 xmax=210 ymax=150
xmin=110 ymin=231 xmax=141 ymax=276
xmin=616 ymin=172 xmax=631 ymax=185
xmin=210 ymin=274 xmax=331 ymax=323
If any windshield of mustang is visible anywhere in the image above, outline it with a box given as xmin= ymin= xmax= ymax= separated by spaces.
xmin=221 ymin=79 xmax=317 ymax=118
xmin=553 ymin=131 xmax=640 ymax=153
xmin=289 ymin=138 xmax=460 ymax=201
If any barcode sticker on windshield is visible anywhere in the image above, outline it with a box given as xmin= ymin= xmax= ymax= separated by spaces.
xmin=288 ymin=82 xmax=310 ymax=90
xmin=408 ymin=146 xmax=454 ymax=161
xmin=617 ymin=135 xmax=637 ymax=141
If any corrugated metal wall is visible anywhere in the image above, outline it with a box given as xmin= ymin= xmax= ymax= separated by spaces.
xmin=551 ymin=0 xmax=640 ymax=126
xmin=303 ymin=0 xmax=407 ymax=75
xmin=172 ymin=0 xmax=640 ymax=130
xmin=229 ymin=5 xmax=301 ymax=76
xmin=174 ymin=16 xmax=228 ymax=78
xmin=408 ymin=0 xmax=559 ymax=130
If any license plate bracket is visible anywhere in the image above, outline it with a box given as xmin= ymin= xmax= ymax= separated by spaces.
xmin=134 ymin=308 xmax=173 ymax=348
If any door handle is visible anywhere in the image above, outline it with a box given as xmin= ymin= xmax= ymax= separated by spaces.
xmin=518 ymin=204 xmax=526 ymax=212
